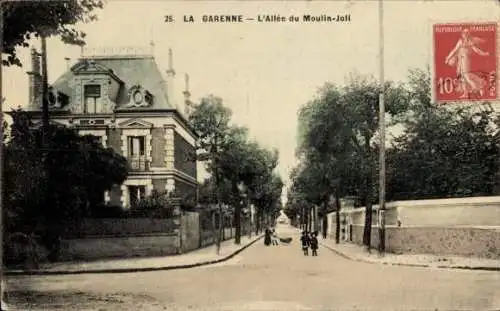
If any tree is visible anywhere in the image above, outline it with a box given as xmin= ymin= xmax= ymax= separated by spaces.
xmin=296 ymin=85 xmax=358 ymax=240
xmin=2 ymin=0 xmax=104 ymax=66
xmin=294 ymin=76 xmax=409 ymax=248
xmin=189 ymin=95 xmax=283 ymax=245
xmin=387 ymin=69 xmax=500 ymax=200
xmin=188 ymin=94 xmax=233 ymax=252
xmin=4 ymin=109 xmax=128 ymax=260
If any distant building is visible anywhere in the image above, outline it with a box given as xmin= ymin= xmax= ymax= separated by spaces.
xmin=24 ymin=45 xmax=198 ymax=209
xmin=276 ymin=210 xmax=290 ymax=224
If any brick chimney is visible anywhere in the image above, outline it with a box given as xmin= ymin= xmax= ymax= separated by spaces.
xmin=27 ymin=48 xmax=42 ymax=109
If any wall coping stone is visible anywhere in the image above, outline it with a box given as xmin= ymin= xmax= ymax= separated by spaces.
xmin=64 ymin=232 xmax=177 ymax=240
xmin=340 ymin=196 xmax=500 ymax=215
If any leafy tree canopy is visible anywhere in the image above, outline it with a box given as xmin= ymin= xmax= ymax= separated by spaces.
xmin=4 ymin=109 xmax=128 ymax=242
xmin=2 ymin=0 xmax=104 ymax=66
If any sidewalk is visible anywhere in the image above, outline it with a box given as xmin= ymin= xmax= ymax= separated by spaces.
xmin=319 ymin=237 xmax=500 ymax=271
xmin=5 ymin=235 xmax=263 ymax=276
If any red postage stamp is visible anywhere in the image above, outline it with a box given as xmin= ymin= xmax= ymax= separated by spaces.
xmin=433 ymin=22 xmax=497 ymax=102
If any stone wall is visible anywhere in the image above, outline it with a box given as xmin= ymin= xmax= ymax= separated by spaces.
xmin=108 ymin=184 xmax=122 ymax=206
xmin=387 ymin=226 xmax=500 ymax=259
xmin=337 ymin=196 xmax=500 ymax=258
xmin=151 ymin=127 xmax=166 ymax=167
xmin=28 ymin=203 xmax=242 ymax=262
xmin=343 ymin=196 xmax=500 ymax=227
xmin=174 ymin=131 xmax=197 ymax=179
xmin=200 ymin=230 xmax=215 ymax=247
xmin=64 ymin=218 xmax=176 ymax=238
xmin=223 ymin=227 xmax=234 ymax=240
xmin=106 ymin=128 xmax=122 ymax=154
xmin=181 ymin=211 xmax=200 ymax=252
xmin=175 ymin=178 xmax=197 ymax=198
xmin=60 ymin=234 xmax=179 ymax=261
xmin=346 ymin=225 xmax=499 ymax=259
xmin=397 ymin=198 xmax=500 ymax=226
xmin=152 ymin=179 xmax=167 ymax=193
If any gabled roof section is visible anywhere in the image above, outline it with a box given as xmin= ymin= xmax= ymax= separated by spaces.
xmin=50 ymin=55 xmax=174 ymax=111
xmin=71 ymin=60 xmax=123 ymax=83
xmin=118 ymin=118 xmax=154 ymax=128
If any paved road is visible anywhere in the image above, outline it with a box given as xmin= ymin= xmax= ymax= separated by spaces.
xmin=5 ymin=225 xmax=500 ymax=310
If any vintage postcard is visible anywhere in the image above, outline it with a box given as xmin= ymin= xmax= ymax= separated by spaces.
xmin=1 ymin=0 xmax=499 ymax=310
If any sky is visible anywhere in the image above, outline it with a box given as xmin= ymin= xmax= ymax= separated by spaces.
xmin=3 ymin=0 xmax=500 ymax=202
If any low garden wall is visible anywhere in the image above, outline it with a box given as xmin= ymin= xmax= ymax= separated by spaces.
xmin=346 ymin=224 xmax=499 ymax=259
xmin=59 ymin=214 xmax=237 ymax=261
xmin=7 ymin=204 xmax=244 ymax=265
xmin=60 ymin=233 xmax=179 ymax=261
xmin=181 ymin=211 xmax=200 ymax=253
xmin=335 ymin=196 xmax=500 ymax=259
xmin=386 ymin=226 xmax=500 ymax=259
xmin=58 ymin=217 xmax=180 ymax=261
xmin=64 ymin=218 xmax=176 ymax=238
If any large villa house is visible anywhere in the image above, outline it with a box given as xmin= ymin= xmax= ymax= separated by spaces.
xmin=24 ymin=45 xmax=199 ymax=209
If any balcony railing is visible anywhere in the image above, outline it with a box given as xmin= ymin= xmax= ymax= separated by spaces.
xmin=128 ymin=158 xmax=150 ymax=171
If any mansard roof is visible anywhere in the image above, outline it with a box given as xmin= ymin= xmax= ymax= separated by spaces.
xmin=50 ymin=54 xmax=174 ymax=111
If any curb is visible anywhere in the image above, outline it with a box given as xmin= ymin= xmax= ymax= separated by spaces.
xmin=319 ymin=240 xmax=500 ymax=272
xmin=5 ymin=235 xmax=264 ymax=276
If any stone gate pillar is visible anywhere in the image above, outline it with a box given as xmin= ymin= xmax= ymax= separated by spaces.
xmin=171 ymin=197 xmax=182 ymax=254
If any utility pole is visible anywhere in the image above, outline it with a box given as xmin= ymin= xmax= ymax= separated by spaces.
xmin=378 ymin=0 xmax=387 ymax=254
xmin=0 ymin=1 xmax=4 ymax=305
xmin=0 ymin=4 xmax=8 ymax=309
xmin=213 ymin=136 xmax=222 ymax=255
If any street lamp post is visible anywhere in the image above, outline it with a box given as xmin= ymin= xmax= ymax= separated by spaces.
xmin=378 ymin=0 xmax=387 ymax=254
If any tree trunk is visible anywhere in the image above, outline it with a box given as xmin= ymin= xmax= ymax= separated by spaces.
xmin=313 ymin=206 xmax=318 ymax=233
xmin=254 ymin=208 xmax=259 ymax=235
xmin=321 ymin=202 xmax=328 ymax=239
xmin=363 ymin=174 xmax=374 ymax=249
xmin=306 ymin=208 xmax=310 ymax=232
xmin=234 ymin=201 xmax=241 ymax=245
xmin=335 ymin=194 xmax=341 ymax=244
xmin=304 ymin=210 xmax=308 ymax=231
xmin=256 ymin=210 xmax=262 ymax=234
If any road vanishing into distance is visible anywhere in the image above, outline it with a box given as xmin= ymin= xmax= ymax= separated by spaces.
xmin=5 ymin=225 xmax=499 ymax=311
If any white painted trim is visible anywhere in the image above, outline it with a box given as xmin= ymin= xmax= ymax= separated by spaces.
xmin=120 ymin=178 xmax=154 ymax=209
xmin=118 ymin=118 xmax=154 ymax=128
xmin=114 ymin=117 xmax=195 ymax=146
xmin=79 ymin=129 xmax=107 ymax=147
xmin=104 ymin=191 xmax=110 ymax=203
xmin=164 ymin=127 xmax=175 ymax=169
xmin=37 ymin=115 xmax=195 ymax=146
xmin=173 ymin=169 xmax=198 ymax=185
xmin=120 ymin=128 xmax=152 ymax=162
xmin=120 ymin=185 xmax=128 ymax=208
xmin=166 ymin=178 xmax=175 ymax=194
xmin=123 ymin=178 xmax=154 ymax=187
xmin=149 ymin=167 xmax=170 ymax=172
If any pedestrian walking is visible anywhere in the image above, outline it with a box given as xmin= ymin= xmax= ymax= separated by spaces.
xmin=300 ymin=231 xmax=309 ymax=256
xmin=271 ymin=229 xmax=279 ymax=246
xmin=264 ymin=228 xmax=272 ymax=246
xmin=310 ymin=231 xmax=319 ymax=256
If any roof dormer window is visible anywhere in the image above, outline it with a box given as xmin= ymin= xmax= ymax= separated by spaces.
xmin=84 ymin=84 xmax=102 ymax=114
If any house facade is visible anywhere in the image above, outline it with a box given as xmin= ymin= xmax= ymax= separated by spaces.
xmin=25 ymin=46 xmax=198 ymax=209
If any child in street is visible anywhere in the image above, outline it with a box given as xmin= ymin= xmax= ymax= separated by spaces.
xmin=300 ymin=231 xmax=309 ymax=256
xmin=271 ymin=229 xmax=279 ymax=246
xmin=310 ymin=231 xmax=319 ymax=256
